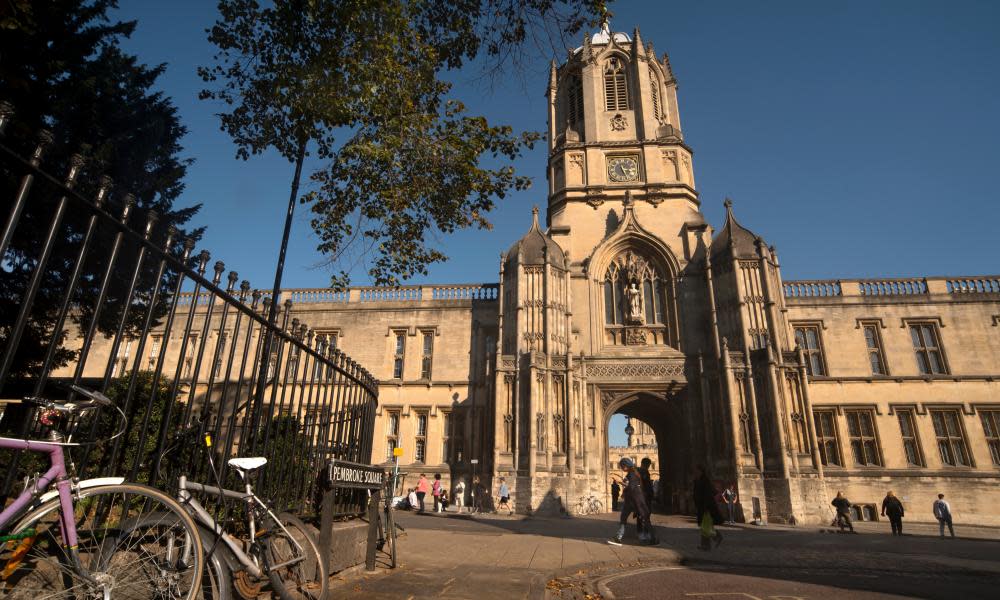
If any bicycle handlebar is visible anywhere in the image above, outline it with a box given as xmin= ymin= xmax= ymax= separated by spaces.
xmin=24 ymin=384 xmax=114 ymax=414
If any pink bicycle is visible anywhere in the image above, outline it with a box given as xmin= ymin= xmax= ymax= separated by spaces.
xmin=0 ymin=385 xmax=204 ymax=598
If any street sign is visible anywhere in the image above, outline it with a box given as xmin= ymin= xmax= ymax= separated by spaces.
xmin=393 ymin=447 xmax=403 ymax=457
xmin=470 ymin=459 xmax=479 ymax=464
xmin=326 ymin=459 xmax=385 ymax=490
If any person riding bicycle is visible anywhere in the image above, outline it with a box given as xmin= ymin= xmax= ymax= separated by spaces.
xmin=608 ymin=458 xmax=658 ymax=546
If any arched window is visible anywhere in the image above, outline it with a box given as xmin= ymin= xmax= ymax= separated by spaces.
xmin=648 ymin=67 xmax=661 ymax=121
xmin=603 ymin=252 xmax=667 ymax=326
xmin=565 ymin=74 xmax=584 ymax=130
xmin=604 ymin=57 xmax=630 ymax=111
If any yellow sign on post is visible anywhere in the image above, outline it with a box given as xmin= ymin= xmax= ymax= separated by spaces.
xmin=393 ymin=447 xmax=403 ymax=457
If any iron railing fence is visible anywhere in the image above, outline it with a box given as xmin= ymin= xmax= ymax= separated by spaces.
xmin=0 ymin=107 xmax=379 ymax=516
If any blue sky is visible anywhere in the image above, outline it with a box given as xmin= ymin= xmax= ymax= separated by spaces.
xmin=112 ymin=1 xmax=1000 ymax=448
xmin=113 ymin=0 xmax=1000 ymax=295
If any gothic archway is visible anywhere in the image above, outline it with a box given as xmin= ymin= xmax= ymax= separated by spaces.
xmin=600 ymin=249 xmax=676 ymax=346
xmin=600 ymin=387 xmax=694 ymax=514
xmin=587 ymin=199 xmax=683 ymax=352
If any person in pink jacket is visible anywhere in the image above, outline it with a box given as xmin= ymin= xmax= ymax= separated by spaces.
xmin=415 ymin=474 xmax=429 ymax=513
xmin=432 ymin=473 xmax=444 ymax=513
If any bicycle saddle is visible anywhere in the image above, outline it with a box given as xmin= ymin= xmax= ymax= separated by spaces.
xmin=228 ymin=456 xmax=268 ymax=474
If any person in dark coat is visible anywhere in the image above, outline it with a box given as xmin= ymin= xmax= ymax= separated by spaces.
xmin=831 ymin=491 xmax=855 ymax=533
xmin=608 ymin=458 xmax=658 ymax=546
xmin=881 ymin=491 xmax=905 ymax=536
xmin=638 ymin=458 xmax=655 ymax=509
xmin=610 ymin=480 xmax=621 ymax=511
xmin=693 ymin=465 xmax=723 ymax=550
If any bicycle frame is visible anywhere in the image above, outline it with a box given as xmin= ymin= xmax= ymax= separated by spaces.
xmin=177 ymin=475 xmax=305 ymax=578
xmin=0 ymin=436 xmax=120 ymax=575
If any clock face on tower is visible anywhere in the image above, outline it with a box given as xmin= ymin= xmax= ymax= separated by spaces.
xmin=607 ymin=156 xmax=640 ymax=183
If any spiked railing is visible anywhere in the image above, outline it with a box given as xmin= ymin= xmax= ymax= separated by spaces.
xmin=0 ymin=111 xmax=378 ymax=516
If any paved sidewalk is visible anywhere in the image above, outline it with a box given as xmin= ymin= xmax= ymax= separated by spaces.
xmin=330 ymin=510 xmax=1000 ymax=600
xmin=329 ymin=510 xmax=681 ymax=599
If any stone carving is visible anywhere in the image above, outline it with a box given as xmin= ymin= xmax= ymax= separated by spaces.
xmin=645 ymin=188 xmax=664 ymax=207
xmin=568 ymin=153 xmax=584 ymax=185
xmin=610 ymin=113 xmax=628 ymax=131
xmin=625 ymin=327 xmax=648 ymax=345
xmin=660 ymin=149 xmax=678 ymax=181
xmin=588 ymin=361 xmax=685 ymax=379
xmin=680 ymin=153 xmax=692 ymax=183
xmin=551 ymin=356 xmax=567 ymax=369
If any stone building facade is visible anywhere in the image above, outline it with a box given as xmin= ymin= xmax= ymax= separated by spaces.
xmin=73 ymin=22 xmax=1000 ymax=525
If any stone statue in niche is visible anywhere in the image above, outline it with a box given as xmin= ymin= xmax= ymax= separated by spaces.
xmin=624 ymin=281 xmax=644 ymax=325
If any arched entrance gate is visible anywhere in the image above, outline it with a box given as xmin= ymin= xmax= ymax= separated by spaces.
xmin=586 ymin=359 xmax=695 ymax=514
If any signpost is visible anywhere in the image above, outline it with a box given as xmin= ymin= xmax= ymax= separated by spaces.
xmin=319 ymin=459 xmax=388 ymax=573
xmin=470 ymin=459 xmax=479 ymax=513
xmin=392 ymin=447 xmax=403 ymax=498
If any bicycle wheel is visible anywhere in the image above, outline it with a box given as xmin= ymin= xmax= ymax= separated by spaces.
xmin=264 ymin=512 xmax=328 ymax=600
xmin=196 ymin=524 xmax=234 ymax=600
xmin=3 ymin=483 xmax=204 ymax=599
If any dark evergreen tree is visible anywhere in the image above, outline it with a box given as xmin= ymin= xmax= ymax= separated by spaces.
xmin=0 ymin=0 xmax=201 ymax=386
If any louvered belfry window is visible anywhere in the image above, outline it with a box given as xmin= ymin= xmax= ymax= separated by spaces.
xmin=566 ymin=75 xmax=584 ymax=129
xmin=604 ymin=57 xmax=630 ymax=111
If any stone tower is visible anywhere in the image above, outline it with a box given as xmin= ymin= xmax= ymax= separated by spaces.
xmin=492 ymin=19 xmax=832 ymax=522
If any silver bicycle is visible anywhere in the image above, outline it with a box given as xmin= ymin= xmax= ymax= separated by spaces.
xmin=574 ymin=495 xmax=605 ymax=516
xmin=176 ymin=444 xmax=327 ymax=600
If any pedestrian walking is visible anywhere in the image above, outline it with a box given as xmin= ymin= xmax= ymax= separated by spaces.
xmin=432 ymin=473 xmax=443 ymax=513
xmin=693 ymin=465 xmax=723 ymax=550
xmin=881 ymin=491 xmax=905 ymax=536
xmin=611 ymin=480 xmax=621 ymax=511
xmin=638 ymin=458 xmax=655 ymax=509
xmin=722 ymin=485 xmax=738 ymax=524
xmin=473 ymin=477 xmax=489 ymax=513
xmin=497 ymin=477 xmax=512 ymax=514
xmin=831 ymin=491 xmax=855 ymax=533
xmin=415 ymin=473 xmax=429 ymax=513
xmin=454 ymin=479 xmax=466 ymax=513
xmin=608 ymin=458 xmax=658 ymax=546
xmin=933 ymin=493 xmax=955 ymax=538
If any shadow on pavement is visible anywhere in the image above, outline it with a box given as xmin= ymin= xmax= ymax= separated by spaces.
xmin=391 ymin=510 xmax=1000 ymax=600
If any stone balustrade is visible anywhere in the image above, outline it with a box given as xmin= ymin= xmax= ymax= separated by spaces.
xmin=783 ymin=276 xmax=1000 ymax=299
xmin=946 ymin=276 xmax=1000 ymax=294
xmin=178 ymin=284 xmax=500 ymax=306
xmin=782 ymin=280 xmax=842 ymax=298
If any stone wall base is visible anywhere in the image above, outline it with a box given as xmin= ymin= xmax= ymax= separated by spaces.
xmin=760 ymin=475 xmax=829 ymax=524
xmin=326 ymin=519 xmax=369 ymax=575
